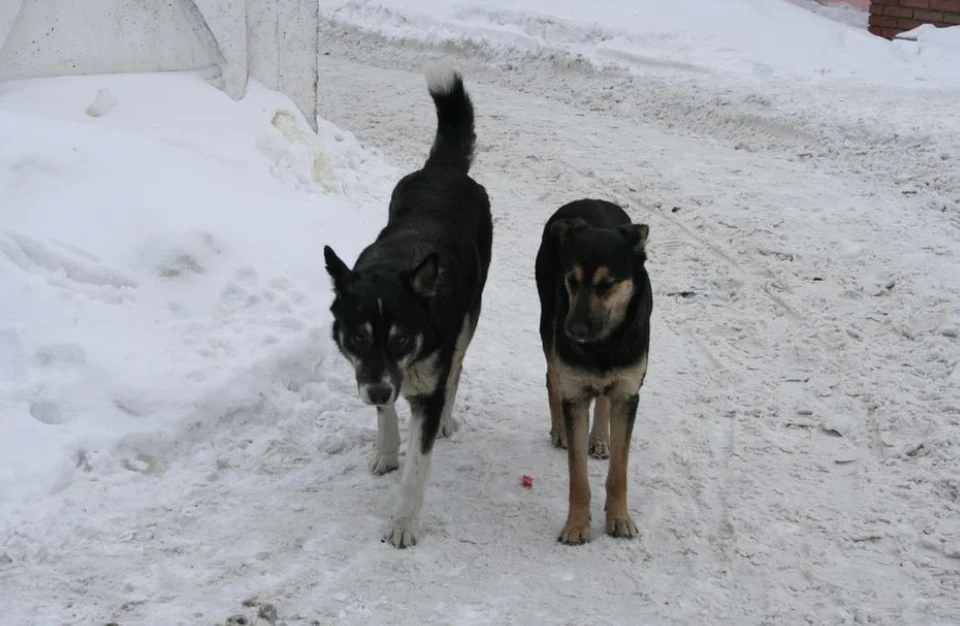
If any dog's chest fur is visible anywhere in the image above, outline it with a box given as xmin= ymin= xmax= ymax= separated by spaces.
xmin=401 ymin=352 xmax=441 ymax=397
xmin=554 ymin=355 xmax=648 ymax=400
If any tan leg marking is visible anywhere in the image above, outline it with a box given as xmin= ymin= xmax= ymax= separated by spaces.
xmin=589 ymin=396 xmax=611 ymax=459
xmin=551 ymin=355 xmax=648 ymax=543
xmin=546 ymin=359 xmax=566 ymax=448
xmin=439 ymin=317 xmax=475 ymax=438
xmin=439 ymin=357 xmax=463 ymax=438
xmin=605 ymin=393 xmax=641 ymax=539
xmin=559 ymin=397 xmax=592 ymax=545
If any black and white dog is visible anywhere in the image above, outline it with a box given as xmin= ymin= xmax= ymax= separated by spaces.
xmin=323 ymin=64 xmax=492 ymax=548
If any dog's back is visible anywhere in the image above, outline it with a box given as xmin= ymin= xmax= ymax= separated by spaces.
xmin=357 ymin=67 xmax=492 ymax=310
xmin=544 ymin=199 xmax=631 ymax=232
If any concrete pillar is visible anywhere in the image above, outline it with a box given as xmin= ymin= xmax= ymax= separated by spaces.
xmin=0 ymin=0 xmax=318 ymax=130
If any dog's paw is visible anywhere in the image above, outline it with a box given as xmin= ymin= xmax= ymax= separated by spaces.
xmin=369 ymin=451 xmax=399 ymax=475
xmin=558 ymin=515 xmax=591 ymax=545
xmin=605 ymin=512 xmax=639 ymax=539
xmin=384 ymin=518 xmax=418 ymax=548
xmin=439 ymin=415 xmax=460 ymax=438
xmin=588 ymin=436 xmax=610 ymax=459
xmin=550 ymin=426 xmax=567 ymax=449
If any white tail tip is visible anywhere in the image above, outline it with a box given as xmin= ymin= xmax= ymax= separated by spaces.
xmin=424 ymin=60 xmax=459 ymax=96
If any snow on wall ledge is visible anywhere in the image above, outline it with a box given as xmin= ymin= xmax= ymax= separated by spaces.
xmin=0 ymin=0 xmax=319 ymax=130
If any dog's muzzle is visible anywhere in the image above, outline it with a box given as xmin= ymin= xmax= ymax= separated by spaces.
xmin=359 ymin=383 xmax=398 ymax=406
xmin=564 ymin=320 xmax=591 ymax=343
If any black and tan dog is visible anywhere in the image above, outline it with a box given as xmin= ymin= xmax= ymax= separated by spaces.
xmin=535 ymin=199 xmax=652 ymax=545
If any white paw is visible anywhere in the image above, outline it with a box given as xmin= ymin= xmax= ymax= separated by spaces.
xmin=369 ymin=451 xmax=399 ymax=475
xmin=384 ymin=518 xmax=419 ymax=548
xmin=439 ymin=416 xmax=460 ymax=438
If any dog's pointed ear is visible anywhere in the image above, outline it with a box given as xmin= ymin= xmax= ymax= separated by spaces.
xmin=405 ymin=252 xmax=439 ymax=299
xmin=550 ymin=218 xmax=588 ymax=246
xmin=617 ymin=223 xmax=650 ymax=255
xmin=324 ymin=245 xmax=354 ymax=291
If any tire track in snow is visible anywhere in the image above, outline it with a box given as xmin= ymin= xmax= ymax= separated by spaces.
xmin=318 ymin=17 xmax=960 ymax=218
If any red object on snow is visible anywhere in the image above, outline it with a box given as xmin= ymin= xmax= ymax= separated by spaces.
xmin=521 ymin=475 xmax=533 ymax=488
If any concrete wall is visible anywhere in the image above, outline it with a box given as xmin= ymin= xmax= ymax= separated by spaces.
xmin=0 ymin=0 xmax=318 ymax=130
xmin=0 ymin=2 xmax=24 ymax=57
xmin=247 ymin=0 xmax=318 ymax=130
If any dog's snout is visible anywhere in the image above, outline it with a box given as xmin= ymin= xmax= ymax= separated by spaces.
xmin=565 ymin=321 xmax=590 ymax=343
xmin=362 ymin=383 xmax=395 ymax=406
xmin=366 ymin=385 xmax=393 ymax=405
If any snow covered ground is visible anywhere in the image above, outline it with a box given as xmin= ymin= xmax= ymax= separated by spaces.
xmin=785 ymin=0 xmax=869 ymax=30
xmin=322 ymin=0 xmax=954 ymax=87
xmin=2 ymin=1 xmax=960 ymax=624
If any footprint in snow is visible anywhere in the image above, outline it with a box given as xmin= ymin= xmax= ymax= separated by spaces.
xmin=29 ymin=401 xmax=64 ymax=425
xmin=233 ymin=266 xmax=259 ymax=286
xmin=33 ymin=343 xmax=87 ymax=369
xmin=146 ymin=231 xmax=222 ymax=278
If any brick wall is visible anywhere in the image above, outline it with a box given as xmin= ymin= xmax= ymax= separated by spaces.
xmin=869 ymin=0 xmax=960 ymax=39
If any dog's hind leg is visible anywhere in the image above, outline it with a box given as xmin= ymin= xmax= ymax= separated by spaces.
xmin=558 ymin=395 xmax=592 ymax=544
xmin=384 ymin=390 xmax=445 ymax=548
xmin=439 ymin=359 xmax=463 ymax=438
xmin=439 ymin=316 xmax=476 ymax=438
xmin=589 ymin=397 xmax=611 ymax=459
xmin=370 ymin=405 xmax=400 ymax=475
xmin=546 ymin=359 xmax=566 ymax=448
xmin=605 ymin=392 xmax=640 ymax=539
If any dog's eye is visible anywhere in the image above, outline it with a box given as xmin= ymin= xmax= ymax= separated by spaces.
xmin=597 ymin=278 xmax=617 ymax=292
xmin=565 ymin=274 xmax=579 ymax=289
xmin=351 ymin=332 xmax=369 ymax=346
xmin=393 ymin=334 xmax=410 ymax=349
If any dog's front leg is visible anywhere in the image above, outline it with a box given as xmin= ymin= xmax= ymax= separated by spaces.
xmin=558 ymin=395 xmax=592 ymax=545
xmin=384 ymin=390 xmax=444 ymax=548
xmin=370 ymin=405 xmax=400 ymax=475
xmin=546 ymin=363 xmax=566 ymax=448
xmin=590 ymin=396 xmax=611 ymax=459
xmin=605 ymin=392 xmax=640 ymax=538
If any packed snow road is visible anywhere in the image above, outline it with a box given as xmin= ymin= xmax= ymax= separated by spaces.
xmin=306 ymin=25 xmax=960 ymax=625
xmin=311 ymin=29 xmax=960 ymax=625
xmin=3 ymin=17 xmax=959 ymax=626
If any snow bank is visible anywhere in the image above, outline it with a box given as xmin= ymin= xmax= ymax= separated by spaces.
xmin=785 ymin=0 xmax=869 ymax=29
xmin=0 ymin=71 xmax=392 ymax=507
xmin=898 ymin=23 xmax=960 ymax=47
xmin=323 ymin=0 xmax=960 ymax=87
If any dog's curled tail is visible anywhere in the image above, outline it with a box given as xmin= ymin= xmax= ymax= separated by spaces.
xmin=423 ymin=61 xmax=475 ymax=174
